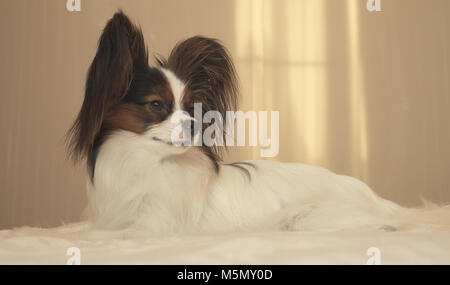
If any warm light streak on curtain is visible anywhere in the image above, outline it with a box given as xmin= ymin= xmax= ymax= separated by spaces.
xmin=347 ymin=0 xmax=369 ymax=180
xmin=234 ymin=0 xmax=328 ymax=164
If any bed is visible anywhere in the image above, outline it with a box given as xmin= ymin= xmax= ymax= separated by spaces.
xmin=1 ymin=223 xmax=449 ymax=265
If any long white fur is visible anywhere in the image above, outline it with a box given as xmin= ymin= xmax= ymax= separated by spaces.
xmin=84 ymin=71 xmax=450 ymax=236
xmin=160 ymin=68 xmax=184 ymax=112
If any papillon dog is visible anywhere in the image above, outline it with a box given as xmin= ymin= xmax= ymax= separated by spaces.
xmin=67 ymin=11 xmax=449 ymax=236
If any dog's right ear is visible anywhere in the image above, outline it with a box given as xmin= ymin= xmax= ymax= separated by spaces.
xmin=67 ymin=11 xmax=148 ymax=161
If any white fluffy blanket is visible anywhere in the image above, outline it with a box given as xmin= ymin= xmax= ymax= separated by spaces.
xmin=0 ymin=223 xmax=449 ymax=265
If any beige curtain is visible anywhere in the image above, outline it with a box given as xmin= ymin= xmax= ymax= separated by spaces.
xmin=0 ymin=0 xmax=449 ymax=229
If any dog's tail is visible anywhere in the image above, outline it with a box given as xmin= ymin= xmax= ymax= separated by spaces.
xmin=389 ymin=201 xmax=450 ymax=230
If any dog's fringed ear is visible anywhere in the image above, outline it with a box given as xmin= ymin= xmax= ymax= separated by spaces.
xmin=167 ymin=36 xmax=238 ymax=115
xmin=67 ymin=11 xmax=148 ymax=161
xmin=166 ymin=36 xmax=239 ymax=160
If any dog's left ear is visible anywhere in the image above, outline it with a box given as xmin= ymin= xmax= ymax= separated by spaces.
xmin=164 ymin=37 xmax=239 ymax=162
xmin=165 ymin=36 xmax=239 ymax=118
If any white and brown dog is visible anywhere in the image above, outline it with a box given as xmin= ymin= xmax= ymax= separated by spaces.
xmin=67 ymin=11 xmax=449 ymax=236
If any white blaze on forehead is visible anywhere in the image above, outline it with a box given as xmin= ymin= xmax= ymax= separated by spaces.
xmin=160 ymin=68 xmax=185 ymax=111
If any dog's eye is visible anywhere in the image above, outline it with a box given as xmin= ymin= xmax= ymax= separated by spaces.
xmin=148 ymin=100 xmax=163 ymax=111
